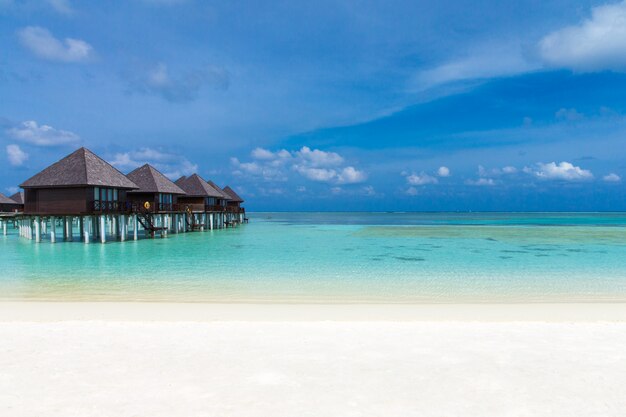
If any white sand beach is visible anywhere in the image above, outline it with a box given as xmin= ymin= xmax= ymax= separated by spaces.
xmin=1 ymin=303 xmax=626 ymax=417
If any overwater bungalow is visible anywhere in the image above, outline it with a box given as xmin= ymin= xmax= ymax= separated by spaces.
xmin=223 ymin=186 xmax=244 ymax=212
xmin=20 ymin=147 xmax=138 ymax=215
xmin=206 ymin=180 xmax=231 ymax=210
xmin=126 ymin=164 xmax=186 ymax=212
xmin=175 ymin=174 xmax=223 ymax=212
xmin=0 ymin=192 xmax=21 ymax=213
xmin=10 ymin=191 xmax=24 ymax=208
xmin=9 ymin=147 xmax=245 ymax=243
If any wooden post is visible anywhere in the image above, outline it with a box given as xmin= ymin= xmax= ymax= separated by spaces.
xmin=133 ymin=214 xmax=138 ymax=241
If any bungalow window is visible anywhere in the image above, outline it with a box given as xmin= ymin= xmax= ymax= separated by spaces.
xmin=94 ymin=187 xmax=120 ymax=202
xmin=159 ymin=194 xmax=172 ymax=205
xmin=205 ymin=197 xmax=216 ymax=206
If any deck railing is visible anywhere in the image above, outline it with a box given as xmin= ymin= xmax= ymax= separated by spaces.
xmin=92 ymin=201 xmax=245 ymax=214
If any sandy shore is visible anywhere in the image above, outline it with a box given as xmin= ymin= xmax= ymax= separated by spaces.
xmin=1 ymin=302 xmax=626 ymax=416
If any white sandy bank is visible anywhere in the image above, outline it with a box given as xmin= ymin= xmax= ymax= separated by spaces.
xmin=1 ymin=303 xmax=626 ymax=416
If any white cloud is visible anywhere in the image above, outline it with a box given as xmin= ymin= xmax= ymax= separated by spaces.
xmin=7 ymin=120 xmax=80 ymax=146
xmin=110 ymin=147 xmax=198 ymax=180
xmin=412 ymin=45 xmax=536 ymax=90
xmin=555 ymin=108 xmax=584 ymax=121
xmin=406 ymin=172 xmax=438 ymax=185
xmin=233 ymin=146 xmax=366 ymax=185
xmin=465 ymin=178 xmax=496 ymax=186
xmin=47 ymin=0 xmax=74 ymax=15
xmin=232 ymin=157 xmax=288 ymax=181
xmin=296 ymin=146 xmax=343 ymax=167
xmin=6 ymin=144 xmax=28 ymax=166
xmin=294 ymin=166 xmax=337 ymax=182
xmin=127 ymin=62 xmax=229 ymax=103
xmin=524 ymin=161 xmax=593 ymax=181
xmin=6 ymin=186 xmax=19 ymax=195
xmin=251 ymin=147 xmax=277 ymax=160
xmin=361 ymin=185 xmax=376 ymax=196
xmin=17 ymin=26 xmax=92 ymax=62
xmin=478 ymin=165 xmax=518 ymax=177
xmin=603 ymin=173 xmax=621 ymax=182
xmin=539 ymin=1 xmax=626 ymax=71
xmin=337 ymin=166 xmax=367 ymax=184
xmin=405 ymin=187 xmax=419 ymax=196
xmin=437 ymin=166 xmax=450 ymax=177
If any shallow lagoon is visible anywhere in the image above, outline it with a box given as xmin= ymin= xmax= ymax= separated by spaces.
xmin=2 ymin=212 xmax=626 ymax=302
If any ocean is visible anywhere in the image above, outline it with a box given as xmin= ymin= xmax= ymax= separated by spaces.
xmin=2 ymin=212 xmax=626 ymax=303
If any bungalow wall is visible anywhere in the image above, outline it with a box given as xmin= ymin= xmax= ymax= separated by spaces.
xmin=127 ymin=193 xmax=179 ymax=212
xmin=177 ymin=196 xmax=205 ymax=212
xmin=0 ymin=203 xmax=21 ymax=212
xmin=24 ymin=187 xmax=129 ymax=215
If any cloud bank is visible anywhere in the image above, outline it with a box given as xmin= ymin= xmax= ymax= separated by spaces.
xmin=539 ymin=1 xmax=626 ymax=71
xmin=17 ymin=26 xmax=93 ymax=62
xmin=232 ymin=146 xmax=367 ymax=186
xmin=110 ymin=147 xmax=198 ymax=179
xmin=7 ymin=120 xmax=80 ymax=147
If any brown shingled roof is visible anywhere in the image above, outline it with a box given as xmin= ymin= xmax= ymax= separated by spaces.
xmin=175 ymin=174 xmax=223 ymax=198
xmin=0 ymin=192 xmax=18 ymax=205
xmin=127 ymin=164 xmax=186 ymax=195
xmin=223 ymin=186 xmax=244 ymax=203
xmin=206 ymin=179 xmax=232 ymax=200
xmin=10 ymin=191 xmax=24 ymax=204
xmin=20 ymin=148 xmax=138 ymax=189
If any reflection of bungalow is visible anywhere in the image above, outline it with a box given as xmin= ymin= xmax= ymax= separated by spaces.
xmin=175 ymin=174 xmax=223 ymax=212
xmin=0 ymin=193 xmax=21 ymax=212
xmin=126 ymin=164 xmax=186 ymax=212
xmin=20 ymin=147 xmax=138 ymax=215
xmin=223 ymin=186 xmax=244 ymax=212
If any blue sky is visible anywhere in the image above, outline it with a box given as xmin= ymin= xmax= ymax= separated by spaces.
xmin=1 ymin=0 xmax=626 ymax=211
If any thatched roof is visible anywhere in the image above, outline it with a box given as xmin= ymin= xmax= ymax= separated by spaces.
xmin=223 ymin=186 xmax=244 ymax=203
xmin=127 ymin=164 xmax=186 ymax=195
xmin=10 ymin=191 xmax=24 ymax=204
xmin=175 ymin=174 xmax=223 ymax=198
xmin=21 ymin=148 xmax=138 ymax=189
xmin=0 ymin=192 xmax=19 ymax=205
xmin=206 ymin=180 xmax=232 ymax=200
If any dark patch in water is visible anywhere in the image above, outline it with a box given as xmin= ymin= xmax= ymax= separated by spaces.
xmin=522 ymin=246 xmax=559 ymax=252
xmin=485 ymin=238 xmax=498 ymax=242
xmin=343 ymin=248 xmax=355 ymax=251
xmin=230 ymin=244 xmax=244 ymax=249
xmin=566 ymin=249 xmax=585 ymax=253
xmin=499 ymin=256 xmax=513 ymax=259
xmin=370 ymin=258 xmax=383 ymax=262
xmin=500 ymin=250 xmax=529 ymax=254
xmin=535 ymin=254 xmax=550 ymax=257
xmin=394 ymin=256 xmax=426 ymax=262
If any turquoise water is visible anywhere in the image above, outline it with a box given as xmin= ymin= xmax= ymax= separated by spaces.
xmin=1 ymin=212 xmax=626 ymax=302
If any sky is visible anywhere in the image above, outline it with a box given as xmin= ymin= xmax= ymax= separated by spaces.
xmin=1 ymin=0 xmax=626 ymax=211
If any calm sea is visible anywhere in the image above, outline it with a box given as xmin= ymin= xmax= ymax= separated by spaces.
xmin=2 ymin=212 xmax=626 ymax=303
